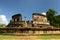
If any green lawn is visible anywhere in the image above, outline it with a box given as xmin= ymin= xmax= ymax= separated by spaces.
xmin=0 ymin=35 xmax=60 ymax=39
xmin=37 ymin=35 xmax=60 ymax=39
xmin=0 ymin=35 xmax=22 ymax=39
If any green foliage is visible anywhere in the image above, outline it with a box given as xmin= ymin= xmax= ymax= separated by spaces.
xmin=0 ymin=24 xmax=6 ymax=27
xmin=54 ymin=15 xmax=60 ymax=27
xmin=46 ymin=9 xmax=60 ymax=27
xmin=46 ymin=9 xmax=57 ymax=21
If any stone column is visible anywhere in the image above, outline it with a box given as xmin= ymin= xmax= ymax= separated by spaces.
xmin=24 ymin=16 xmax=27 ymax=27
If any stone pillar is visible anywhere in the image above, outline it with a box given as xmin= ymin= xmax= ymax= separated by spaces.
xmin=24 ymin=16 xmax=27 ymax=27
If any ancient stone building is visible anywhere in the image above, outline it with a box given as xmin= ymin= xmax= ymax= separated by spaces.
xmin=6 ymin=14 xmax=24 ymax=27
xmin=32 ymin=13 xmax=52 ymax=28
xmin=6 ymin=13 xmax=51 ymax=28
xmin=33 ymin=13 xmax=49 ymax=25
xmin=6 ymin=14 xmax=32 ymax=27
xmin=0 ymin=13 xmax=60 ymax=35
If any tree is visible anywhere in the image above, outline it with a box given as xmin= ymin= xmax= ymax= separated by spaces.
xmin=54 ymin=15 xmax=60 ymax=27
xmin=0 ymin=24 xmax=6 ymax=27
xmin=46 ymin=9 xmax=57 ymax=26
xmin=46 ymin=9 xmax=60 ymax=27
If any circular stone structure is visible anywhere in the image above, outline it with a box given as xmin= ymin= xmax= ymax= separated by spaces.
xmin=12 ymin=14 xmax=22 ymax=21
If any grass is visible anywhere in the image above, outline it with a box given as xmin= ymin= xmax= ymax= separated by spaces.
xmin=0 ymin=35 xmax=22 ymax=39
xmin=37 ymin=35 xmax=60 ymax=39
xmin=0 ymin=34 xmax=60 ymax=40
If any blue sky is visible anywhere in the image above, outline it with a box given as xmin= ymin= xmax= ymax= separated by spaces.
xmin=0 ymin=0 xmax=60 ymax=24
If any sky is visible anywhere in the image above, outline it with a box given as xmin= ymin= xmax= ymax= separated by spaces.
xmin=0 ymin=0 xmax=60 ymax=24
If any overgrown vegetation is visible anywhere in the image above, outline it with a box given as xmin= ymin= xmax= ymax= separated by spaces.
xmin=46 ymin=9 xmax=60 ymax=27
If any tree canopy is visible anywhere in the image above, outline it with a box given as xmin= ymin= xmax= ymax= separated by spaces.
xmin=46 ymin=9 xmax=60 ymax=27
xmin=0 ymin=24 xmax=6 ymax=27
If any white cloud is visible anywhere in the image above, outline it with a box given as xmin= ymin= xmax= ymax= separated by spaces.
xmin=41 ymin=12 xmax=46 ymax=15
xmin=0 ymin=15 xmax=8 ymax=25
